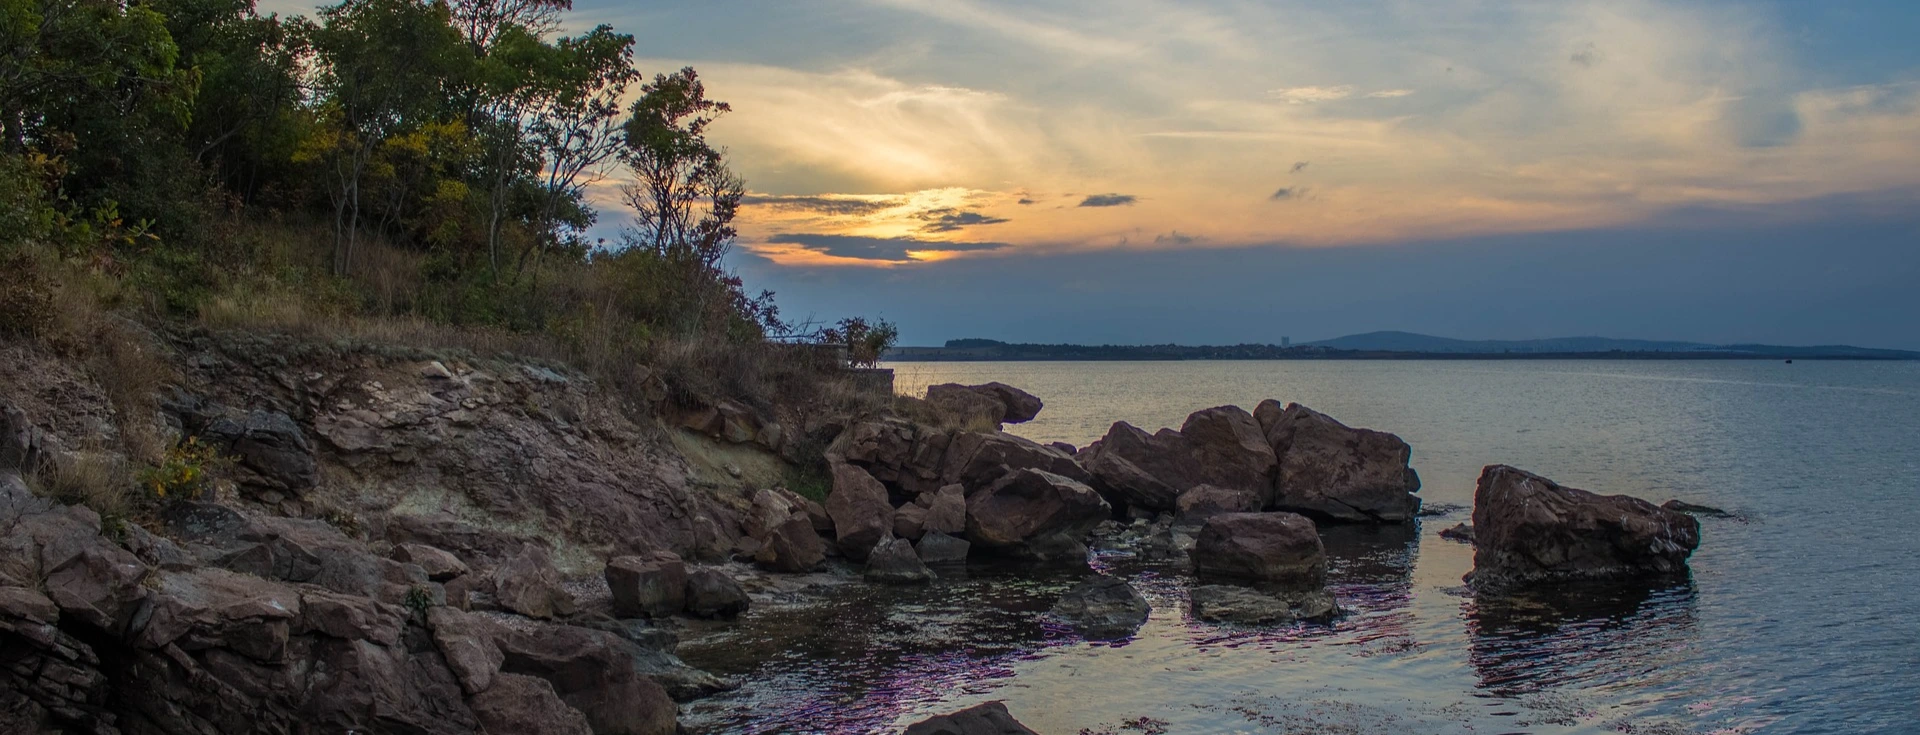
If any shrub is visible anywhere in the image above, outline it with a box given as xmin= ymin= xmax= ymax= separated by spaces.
xmin=137 ymin=436 xmax=229 ymax=502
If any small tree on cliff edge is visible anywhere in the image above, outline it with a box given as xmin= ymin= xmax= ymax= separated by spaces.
xmin=617 ymin=67 xmax=746 ymax=334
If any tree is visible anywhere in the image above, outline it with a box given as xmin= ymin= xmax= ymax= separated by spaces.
xmin=305 ymin=0 xmax=467 ymax=275
xmin=817 ymin=317 xmax=898 ymax=368
xmin=619 ymin=67 xmax=742 ymax=269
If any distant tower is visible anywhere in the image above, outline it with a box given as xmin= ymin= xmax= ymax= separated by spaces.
xmin=1282 ymin=336 xmax=1291 ymax=347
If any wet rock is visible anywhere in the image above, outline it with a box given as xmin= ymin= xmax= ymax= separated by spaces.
xmin=469 ymin=673 xmax=593 ymax=735
xmin=1257 ymin=400 xmax=1421 ymax=523
xmin=1439 ymin=523 xmax=1475 ymax=544
xmin=752 ymin=513 xmax=826 ymax=573
xmin=1662 ymin=499 xmax=1732 ymax=517
xmin=903 ymin=701 xmax=1040 ymax=735
xmin=1175 ymin=484 xmax=1262 ymax=525
xmin=683 ymin=568 xmax=750 ymax=620
xmin=922 ymin=484 xmax=967 ymax=535
xmin=1190 ymin=584 xmax=1337 ymax=625
xmin=826 ymin=461 xmax=895 ymax=561
xmin=893 ymin=503 xmax=929 ymax=540
xmin=1470 ymin=465 xmax=1700 ymax=591
xmin=1190 ymin=512 xmax=1327 ymax=587
xmin=865 ymin=536 xmax=934 ymax=584
xmin=202 ymin=409 xmax=317 ymax=492
xmin=965 ymin=468 xmax=1110 ymax=562
xmin=915 ymin=531 xmax=971 ymax=565
xmin=393 ymin=543 xmax=468 ymax=582
xmin=1050 ymin=575 xmax=1150 ymax=639
xmin=605 ymin=552 xmax=688 ymax=618
xmin=426 ymin=607 xmax=503 ymax=695
xmin=489 ymin=546 xmax=576 ymax=619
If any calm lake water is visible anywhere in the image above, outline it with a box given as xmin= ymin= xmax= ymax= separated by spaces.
xmin=679 ymin=360 xmax=1920 ymax=734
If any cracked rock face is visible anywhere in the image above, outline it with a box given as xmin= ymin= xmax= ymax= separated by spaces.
xmin=1256 ymin=400 xmax=1422 ymax=523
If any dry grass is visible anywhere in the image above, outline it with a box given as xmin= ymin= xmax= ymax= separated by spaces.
xmin=88 ymin=319 xmax=175 ymax=463
xmin=29 ymin=450 xmax=135 ymax=524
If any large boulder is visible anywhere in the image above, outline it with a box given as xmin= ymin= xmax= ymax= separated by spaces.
xmin=202 ymin=409 xmax=317 ymax=492
xmin=683 ymin=568 xmax=750 ymax=620
xmin=1256 ymin=401 xmax=1421 ymax=522
xmin=605 ymin=552 xmax=687 ymax=618
xmin=1469 ymin=465 xmax=1701 ymax=591
xmin=468 ymin=673 xmax=594 ymax=735
xmin=940 ymin=431 xmax=1090 ymax=489
xmin=1087 ymin=422 xmax=1202 ymax=504
xmin=922 ymin=484 xmax=967 ymax=535
xmin=426 ymin=607 xmax=504 ymax=695
xmin=864 ymin=536 xmax=934 ymax=584
xmin=488 ymin=545 xmax=575 ymax=619
xmin=1049 ymin=575 xmax=1150 ymax=639
xmin=752 ymin=512 xmax=826 ymax=573
xmin=1179 ymin=406 xmax=1278 ymax=503
xmin=393 ymin=543 xmax=468 ymax=582
xmin=965 ymin=469 xmax=1111 ymax=562
xmin=1190 ymin=512 xmax=1326 ymax=587
xmin=490 ymin=622 xmax=679 ymax=735
xmin=904 ymin=701 xmax=1040 ymax=735
xmin=925 ymin=382 xmax=1045 ymax=425
xmin=1082 ymin=449 xmax=1179 ymax=513
xmin=825 ymin=461 xmax=895 ymax=561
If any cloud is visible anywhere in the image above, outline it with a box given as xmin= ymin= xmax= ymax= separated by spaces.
xmin=1290 ymin=161 xmax=1310 ymax=174
xmin=1365 ymin=89 xmax=1414 ymax=99
xmin=1268 ymin=85 xmax=1354 ymax=104
xmin=1154 ymin=231 xmax=1202 ymax=245
xmin=1078 ymin=193 xmax=1137 ymax=207
xmin=1570 ymin=42 xmax=1601 ymax=68
xmin=916 ymin=208 xmax=1010 ymax=232
xmin=766 ymin=233 xmax=1008 ymax=262
xmin=740 ymin=194 xmax=906 ymax=216
xmin=1270 ymin=186 xmax=1307 ymax=201
xmin=1017 ymin=198 xmax=1034 ymax=205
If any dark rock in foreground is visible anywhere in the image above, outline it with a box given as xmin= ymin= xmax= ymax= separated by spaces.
xmin=1190 ymin=584 xmax=1337 ymax=625
xmin=915 ymin=531 xmax=971 ymax=565
xmin=866 ymin=536 xmax=935 ymax=584
xmin=1257 ymin=400 xmax=1421 ymax=523
xmin=1175 ymin=484 xmax=1262 ymax=525
xmin=1190 ymin=512 xmax=1327 ymax=587
xmin=1470 ymin=465 xmax=1701 ymax=592
xmin=1438 ymin=523 xmax=1475 ymax=544
xmin=1050 ymin=575 xmax=1150 ymax=639
xmin=684 ymin=567 xmax=751 ymax=619
xmin=903 ymin=701 xmax=1040 ymax=735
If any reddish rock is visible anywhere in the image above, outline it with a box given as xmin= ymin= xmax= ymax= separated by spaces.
xmin=1190 ymin=512 xmax=1327 ymax=587
xmin=904 ymin=701 xmax=1040 ymax=735
xmin=1175 ymin=484 xmax=1263 ymax=525
xmin=427 ymin=607 xmax=504 ymax=696
xmin=965 ymin=469 xmax=1110 ymax=562
xmin=1469 ymin=465 xmax=1700 ymax=591
xmin=752 ymin=512 xmax=826 ymax=573
xmin=1257 ymin=401 xmax=1421 ymax=522
xmin=922 ymin=484 xmax=967 ymax=535
xmin=605 ymin=552 xmax=688 ymax=618
xmin=469 ymin=673 xmax=593 ymax=735
xmin=826 ymin=461 xmax=895 ymax=561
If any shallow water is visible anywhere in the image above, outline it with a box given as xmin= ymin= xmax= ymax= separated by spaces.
xmin=679 ymin=360 xmax=1920 ymax=734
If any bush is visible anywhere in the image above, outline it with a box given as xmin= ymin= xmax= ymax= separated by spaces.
xmin=137 ymin=436 xmax=230 ymax=502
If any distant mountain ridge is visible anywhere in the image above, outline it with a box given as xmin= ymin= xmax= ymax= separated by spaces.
xmin=1303 ymin=331 xmax=1917 ymax=358
xmin=883 ymin=332 xmax=1920 ymax=361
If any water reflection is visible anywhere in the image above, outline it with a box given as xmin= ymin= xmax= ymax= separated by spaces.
xmin=1465 ymin=581 xmax=1701 ymax=695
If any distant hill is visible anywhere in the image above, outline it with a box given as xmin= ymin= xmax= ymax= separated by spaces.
xmin=1304 ymin=331 xmax=1717 ymax=354
xmin=884 ymin=332 xmax=1920 ymax=361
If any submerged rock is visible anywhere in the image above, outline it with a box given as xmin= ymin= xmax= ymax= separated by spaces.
xmin=1439 ymin=523 xmax=1476 ymax=544
xmin=1257 ymin=400 xmax=1422 ymax=523
xmin=1470 ymin=465 xmax=1700 ymax=592
xmin=865 ymin=536 xmax=934 ymax=584
xmin=1050 ymin=575 xmax=1150 ymax=639
xmin=1190 ymin=512 xmax=1327 ymax=587
xmin=1661 ymin=499 xmax=1733 ymax=518
xmin=916 ymin=531 xmax=971 ymax=565
xmin=903 ymin=701 xmax=1041 ymax=735
xmin=1190 ymin=584 xmax=1337 ymax=625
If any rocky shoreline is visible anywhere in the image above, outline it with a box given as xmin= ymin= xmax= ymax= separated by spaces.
xmin=0 ymin=334 xmax=1707 ymax=734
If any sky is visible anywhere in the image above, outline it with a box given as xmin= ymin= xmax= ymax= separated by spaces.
xmin=268 ymin=0 xmax=1920 ymax=348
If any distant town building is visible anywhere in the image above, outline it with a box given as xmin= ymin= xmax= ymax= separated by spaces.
xmin=1281 ymin=337 xmax=1291 ymax=347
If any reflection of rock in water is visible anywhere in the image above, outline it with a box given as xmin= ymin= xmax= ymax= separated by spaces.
xmin=1465 ymin=581 xmax=1699 ymax=695
xmin=675 ymin=564 xmax=1085 ymax=734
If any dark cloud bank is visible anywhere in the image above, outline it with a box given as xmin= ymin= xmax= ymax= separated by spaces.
xmin=766 ymin=233 xmax=1007 ymax=262
xmin=1078 ymin=193 xmax=1137 ymax=207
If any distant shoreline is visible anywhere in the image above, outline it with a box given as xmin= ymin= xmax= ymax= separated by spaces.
xmin=886 ymin=348 xmax=1917 ymax=362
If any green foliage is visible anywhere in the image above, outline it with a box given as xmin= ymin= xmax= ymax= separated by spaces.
xmin=136 ymin=436 xmax=229 ymax=502
xmin=819 ymin=317 xmax=900 ymax=368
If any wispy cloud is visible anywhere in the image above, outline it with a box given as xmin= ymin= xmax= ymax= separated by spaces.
xmin=766 ymin=233 xmax=1008 ymax=262
xmin=1079 ymin=193 xmax=1137 ymax=207
xmin=916 ymin=208 xmax=1010 ymax=232
xmin=1268 ymin=85 xmax=1355 ymax=104
xmin=1270 ymin=186 xmax=1306 ymax=201
xmin=740 ymin=194 xmax=906 ymax=216
xmin=1365 ymin=89 xmax=1414 ymax=99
